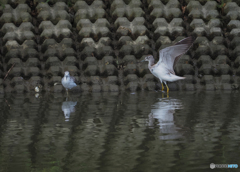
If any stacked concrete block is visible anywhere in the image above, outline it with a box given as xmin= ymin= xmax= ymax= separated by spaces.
xmin=110 ymin=0 xmax=144 ymax=21
xmin=36 ymin=2 xmax=77 ymax=93
xmin=0 ymin=22 xmax=35 ymax=44
xmin=187 ymin=1 xmax=219 ymax=21
xmin=0 ymin=4 xmax=32 ymax=26
xmin=0 ymin=0 xmax=239 ymax=93
xmin=147 ymin=0 xmax=182 ymax=23
xmin=153 ymin=18 xmax=184 ymax=40
xmin=41 ymin=38 xmax=78 ymax=92
xmin=74 ymin=1 xmax=119 ymax=92
xmin=2 ymin=40 xmax=40 ymax=93
xmin=194 ymin=36 xmax=232 ymax=90
xmin=36 ymin=2 xmax=72 ymax=24
xmin=224 ymin=2 xmax=240 ymax=22
xmin=73 ymin=1 xmax=106 ymax=23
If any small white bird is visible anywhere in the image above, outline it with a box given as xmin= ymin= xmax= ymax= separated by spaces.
xmin=61 ymin=71 xmax=77 ymax=95
xmin=142 ymin=36 xmax=195 ymax=93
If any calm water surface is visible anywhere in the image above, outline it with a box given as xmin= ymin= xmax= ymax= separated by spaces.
xmin=0 ymin=91 xmax=240 ymax=172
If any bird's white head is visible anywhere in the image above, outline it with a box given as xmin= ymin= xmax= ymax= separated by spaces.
xmin=144 ymin=55 xmax=154 ymax=62
xmin=64 ymin=71 xmax=70 ymax=76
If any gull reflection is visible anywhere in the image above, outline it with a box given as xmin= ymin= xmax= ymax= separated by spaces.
xmin=148 ymin=96 xmax=183 ymax=140
xmin=62 ymin=98 xmax=77 ymax=122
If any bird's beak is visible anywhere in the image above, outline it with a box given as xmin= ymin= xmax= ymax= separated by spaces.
xmin=140 ymin=59 xmax=145 ymax=62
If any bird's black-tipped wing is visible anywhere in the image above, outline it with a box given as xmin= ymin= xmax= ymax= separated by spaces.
xmin=156 ymin=36 xmax=195 ymax=74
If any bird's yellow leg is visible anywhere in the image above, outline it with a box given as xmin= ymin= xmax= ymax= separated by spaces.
xmin=166 ymin=84 xmax=169 ymax=93
xmin=162 ymin=92 xmax=164 ymax=98
xmin=161 ymin=82 xmax=164 ymax=91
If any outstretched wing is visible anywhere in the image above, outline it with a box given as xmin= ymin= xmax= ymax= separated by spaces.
xmin=156 ymin=36 xmax=195 ymax=74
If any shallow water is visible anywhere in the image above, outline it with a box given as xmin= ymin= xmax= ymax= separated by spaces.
xmin=0 ymin=91 xmax=240 ymax=172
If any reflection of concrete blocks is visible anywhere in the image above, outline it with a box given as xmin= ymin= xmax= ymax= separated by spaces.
xmin=39 ymin=20 xmax=73 ymax=43
xmin=37 ymin=2 xmax=71 ymax=24
xmin=153 ymin=18 xmax=184 ymax=40
xmin=148 ymin=0 xmax=181 ymax=22
xmin=110 ymin=0 xmax=144 ymax=20
xmin=1 ymin=22 xmax=35 ymax=44
xmin=0 ymin=4 xmax=32 ymax=26
xmin=74 ymin=1 xmax=105 ymax=23
xmin=187 ymin=1 xmax=219 ymax=21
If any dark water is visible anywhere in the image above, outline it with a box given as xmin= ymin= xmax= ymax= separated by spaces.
xmin=0 ymin=91 xmax=240 ymax=172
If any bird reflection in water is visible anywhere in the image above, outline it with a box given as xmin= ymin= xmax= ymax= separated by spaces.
xmin=148 ymin=94 xmax=183 ymax=140
xmin=61 ymin=97 xmax=77 ymax=122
